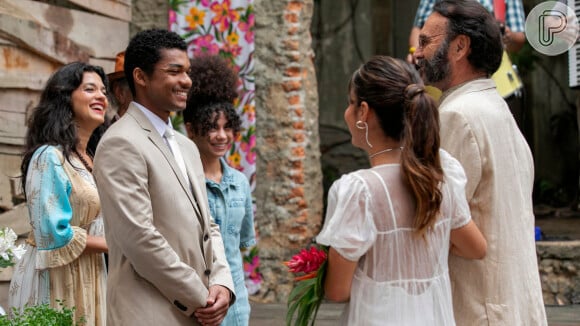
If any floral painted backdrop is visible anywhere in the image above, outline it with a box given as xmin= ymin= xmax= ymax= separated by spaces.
xmin=169 ymin=0 xmax=261 ymax=295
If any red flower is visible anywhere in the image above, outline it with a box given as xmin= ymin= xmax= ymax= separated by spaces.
xmin=284 ymin=245 xmax=329 ymax=325
xmin=284 ymin=246 xmax=327 ymax=275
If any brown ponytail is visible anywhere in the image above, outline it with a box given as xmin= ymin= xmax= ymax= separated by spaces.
xmin=401 ymin=84 xmax=443 ymax=235
xmin=350 ymin=56 xmax=443 ymax=235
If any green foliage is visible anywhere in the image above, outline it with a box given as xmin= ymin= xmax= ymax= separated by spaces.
xmin=171 ymin=112 xmax=185 ymax=134
xmin=509 ymin=42 xmax=540 ymax=77
xmin=286 ymin=250 xmax=328 ymax=326
xmin=0 ymin=301 xmax=85 ymax=326
xmin=0 ymin=259 xmax=15 ymax=269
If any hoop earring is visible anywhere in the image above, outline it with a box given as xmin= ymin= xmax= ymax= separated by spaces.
xmin=355 ymin=120 xmax=373 ymax=148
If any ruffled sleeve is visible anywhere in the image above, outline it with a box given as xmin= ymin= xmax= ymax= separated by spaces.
xmin=440 ymin=149 xmax=471 ymax=229
xmin=36 ymin=227 xmax=87 ymax=269
xmin=316 ymin=173 xmax=376 ymax=261
xmin=26 ymin=146 xmax=87 ymax=269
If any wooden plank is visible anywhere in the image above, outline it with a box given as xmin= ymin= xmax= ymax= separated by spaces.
xmin=0 ymin=44 xmax=58 ymax=90
xmin=0 ymin=89 xmax=41 ymax=145
xmin=0 ymin=110 xmax=26 ymax=146
xmin=3 ymin=0 xmax=129 ymax=60
xmin=0 ymin=10 xmax=91 ymax=64
xmin=0 ymin=204 xmax=31 ymax=237
xmin=65 ymin=0 xmax=132 ymax=22
xmin=90 ymin=58 xmax=115 ymax=76
xmin=0 ymin=144 xmax=25 ymax=210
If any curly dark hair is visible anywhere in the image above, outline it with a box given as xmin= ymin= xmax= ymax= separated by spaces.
xmin=21 ymin=62 xmax=109 ymax=193
xmin=183 ymin=101 xmax=241 ymax=136
xmin=433 ymin=0 xmax=503 ymax=75
xmin=124 ymin=28 xmax=188 ymax=97
xmin=188 ymin=55 xmax=239 ymax=106
xmin=183 ymin=55 xmax=241 ymax=136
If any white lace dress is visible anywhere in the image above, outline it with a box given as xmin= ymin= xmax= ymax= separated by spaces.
xmin=317 ymin=150 xmax=471 ymax=326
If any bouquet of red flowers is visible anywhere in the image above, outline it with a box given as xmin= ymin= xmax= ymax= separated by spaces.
xmin=284 ymin=245 xmax=328 ymax=326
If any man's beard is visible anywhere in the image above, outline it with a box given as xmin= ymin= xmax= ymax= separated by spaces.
xmin=419 ymin=39 xmax=451 ymax=85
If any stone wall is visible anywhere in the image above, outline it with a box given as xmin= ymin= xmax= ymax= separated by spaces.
xmin=537 ymin=241 xmax=580 ymax=305
xmin=131 ymin=0 xmax=168 ymax=35
xmin=253 ymin=0 xmax=323 ymax=303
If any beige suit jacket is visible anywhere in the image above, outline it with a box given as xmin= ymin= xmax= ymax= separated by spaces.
xmin=439 ymin=79 xmax=546 ymax=325
xmin=94 ymin=104 xmax=235 ymax=326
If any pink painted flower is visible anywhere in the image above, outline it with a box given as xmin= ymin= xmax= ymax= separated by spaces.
xmin=240 ymin=134 xmax=256 ymax=164
xmin=200 ymin=0 xmax=211 ymax=6
xmin=168 ymin=10 xmax=177 ymax=27
xmin=244 ymin=255 xmax=262 ymax=282
xmin=238 ymin=13 xmax=255 ymax=43
xmin=192 ymin=34 xmax=220 ymax=56
xmin=221 ymin=42 xmax=242 ymax=57
xmin=210 ymin=0 xmax=240 ymax=32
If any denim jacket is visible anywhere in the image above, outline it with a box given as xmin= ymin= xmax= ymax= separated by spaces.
xmin=206 ymin=158 xmax=256 ymax=325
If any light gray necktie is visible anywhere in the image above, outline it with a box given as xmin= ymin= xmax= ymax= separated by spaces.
xmin=163 ymin=128 xmax=190 ymax=187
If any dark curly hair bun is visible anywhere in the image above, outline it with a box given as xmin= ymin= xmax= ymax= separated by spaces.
xmin=189 ymin=55 xmax=239 ymax=105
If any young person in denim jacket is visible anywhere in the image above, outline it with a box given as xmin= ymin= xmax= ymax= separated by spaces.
xmin=184 ymin=55 xmax=256 ymax=326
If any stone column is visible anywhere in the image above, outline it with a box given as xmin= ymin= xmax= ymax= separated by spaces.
xmin=254 ymin=0 xmax=323 ymax=303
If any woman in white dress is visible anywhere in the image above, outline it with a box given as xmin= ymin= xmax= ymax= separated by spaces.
xmin=316 ymin=56 xmax=487 ymax=325
xmin=9 ymin=62 xmax=109 ymax=325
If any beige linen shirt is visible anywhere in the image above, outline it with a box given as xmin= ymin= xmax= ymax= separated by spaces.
xmin=439 ymin=79 xmax=547 ymax=325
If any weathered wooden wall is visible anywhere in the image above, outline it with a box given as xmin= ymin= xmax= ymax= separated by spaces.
xmin=0 ymin=0 xmax=130 ymax=309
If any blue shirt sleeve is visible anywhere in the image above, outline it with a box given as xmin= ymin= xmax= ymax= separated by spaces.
xmin=239 ymin=178 xmax=256 ymax=249
xmin=26 ymin=146 xmax=74 ymax=250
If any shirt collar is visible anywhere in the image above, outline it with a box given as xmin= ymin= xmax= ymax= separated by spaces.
xmin=133 ymin=101 xmax=171 ymax=138
xmin=206 ymin=158 xmax=238 ymax=188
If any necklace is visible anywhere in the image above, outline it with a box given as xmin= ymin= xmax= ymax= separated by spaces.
xmin=74 ymin=149 xmax=93 ymax=173
xmin=368 ymin=146 xmax=404 ymax=159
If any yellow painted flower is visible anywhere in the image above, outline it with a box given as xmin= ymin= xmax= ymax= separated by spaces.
xmin=227 ymin=32 xmax=239 ymax=45
xmin=186 ymin=7 xmax=205 ymax=30
xmin=243 ymin=104 xmax=254 ymax=114
xmin=229 ymin=151 xmax=242 ymax=168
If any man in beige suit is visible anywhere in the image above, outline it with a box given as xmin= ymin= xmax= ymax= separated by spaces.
xmin=94 ymin=29 xmax=235 ymax=326
xmin=414 ymin=1 xmax=547 ymax=325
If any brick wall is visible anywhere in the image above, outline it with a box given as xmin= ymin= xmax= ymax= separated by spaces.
xmin=253 ymin=0 xmax=323 ymax=302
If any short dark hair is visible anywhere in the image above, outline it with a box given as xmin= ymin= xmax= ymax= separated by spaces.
xmin=433 ymin=0 xmax=503 ymax=75
xmin=124 ymin=29 xmax=188 ymax=96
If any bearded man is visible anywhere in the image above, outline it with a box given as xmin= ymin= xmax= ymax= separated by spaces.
xmin=414 ymin=1 xmax=547 ymax=325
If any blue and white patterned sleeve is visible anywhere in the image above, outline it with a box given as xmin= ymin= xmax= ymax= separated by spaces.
xmin=505 ymin=0 xmax=525 ymax=32
xmin=26 ymin=146 xmax=75 ymax=250
xmin=26 ymin=146 xmax=88 ymax=269
xmin=413 ymin=0 xmax=436 ymax=28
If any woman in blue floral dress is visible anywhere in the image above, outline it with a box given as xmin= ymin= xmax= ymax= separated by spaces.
xmin=184 ymin=55 xmax=256 ymax=326
xmin=9 ymin=62 xmax=109 ymax=325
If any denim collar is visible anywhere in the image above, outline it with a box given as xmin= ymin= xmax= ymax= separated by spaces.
xmin=206 ymin=157 xmax=238 ymax=189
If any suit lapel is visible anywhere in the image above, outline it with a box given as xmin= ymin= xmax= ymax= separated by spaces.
xmin=175 ymin=135 xmax=206 ymax=223
xmin=127 ymin=105 xmax=202 ymax=217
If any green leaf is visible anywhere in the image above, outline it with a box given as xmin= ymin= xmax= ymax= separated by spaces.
xmin=1 ymin=301 xmax=85 ymax=326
